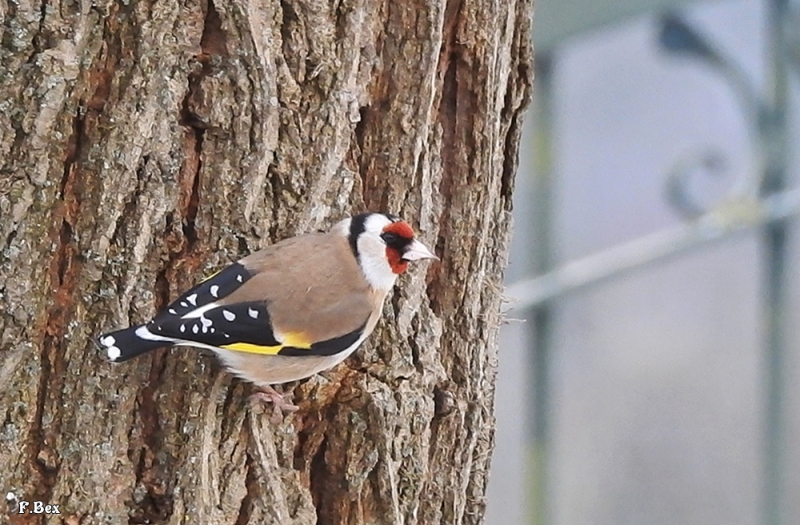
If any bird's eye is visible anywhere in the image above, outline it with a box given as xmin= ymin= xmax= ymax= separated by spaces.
xmin=381 ymin=232 xmax=399 ymax=245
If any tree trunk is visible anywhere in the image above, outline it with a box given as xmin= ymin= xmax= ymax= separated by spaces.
xmin=0 ymin=0 xmax=532 ymax=523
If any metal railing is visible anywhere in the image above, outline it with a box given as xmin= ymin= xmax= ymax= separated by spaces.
xmin=508 ymin=2 xmax=799 ymax=524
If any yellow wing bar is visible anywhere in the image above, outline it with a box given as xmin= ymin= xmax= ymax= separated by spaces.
xmin=221 ymin=332 xmax=312 ymax=355
xmin=221 ymin=342 xmax=282 ymax=355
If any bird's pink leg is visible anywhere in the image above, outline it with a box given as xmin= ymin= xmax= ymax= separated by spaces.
xmin=249 ymin=385 xmax=299 ymax=423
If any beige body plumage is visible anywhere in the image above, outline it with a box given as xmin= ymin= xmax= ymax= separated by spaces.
xmin=211 ymin=222 xmax=388 ymax=385
xmin=98 ymin=213 xmax=436 ymax=412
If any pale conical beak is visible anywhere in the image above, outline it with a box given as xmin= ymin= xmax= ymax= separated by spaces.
xmin=402 ymin=239 xmax=439 ymax=261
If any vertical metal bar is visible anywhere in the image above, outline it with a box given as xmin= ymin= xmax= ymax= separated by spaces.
xmin=529 ymin=51 xmax=555 ymax=525
xmin=761 ymin=1 xmax=790 ymax=524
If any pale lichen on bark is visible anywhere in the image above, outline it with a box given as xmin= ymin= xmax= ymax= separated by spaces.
xmin=0 ymin=0 xmax=532 ymax=523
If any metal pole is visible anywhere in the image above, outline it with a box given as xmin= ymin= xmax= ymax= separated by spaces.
xmin=760 ymin=1 xmax=790 ymax=524
xmin=529 ymin=51 xmax=555 ymax=525
xmin=505 ymin=187 xmax=800 ymax=309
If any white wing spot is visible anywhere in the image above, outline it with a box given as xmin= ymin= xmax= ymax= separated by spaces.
xmin=181 ymin=303 xmax=217 ymax=320
xmin=224 ymin=333 xmax=230 ymax=338
xmin=210 ymin=285 xmax=219 ymax=298
xmin=202 ymin=325 xmax=208 ymax=333
xmin=236 ymin=274 xmax=243 ymax=282
xmin=223 ymin=310 xmax=236 ymax=322
xmin=201 ymin=316 xmax=213 ymax=328
xmin=107 ymin=346 xmax=121 ymax=361
xmin=100 ymin=336 xmax=116 ymax=347
xmin=210 ymin=327 xmax=215 ymax=333
xmin=180 ymin=302 xmax=188 ymax=308
xmin=157 ymin=326 xmax=162 ymax=331
xmin=135 ymin=326 xmax=173 ymax=342
xmin=192 ymin=324 xmax=199 ymax=334
xmin=180 ymin=324 xmax=186 ymax=333
xmin=187 ymin=294 xmax=198 ymax=306
xmin=169 ymin=308 xmax=177 ymax=315
xmin=248 ymin=308 xmax=258 ymax=319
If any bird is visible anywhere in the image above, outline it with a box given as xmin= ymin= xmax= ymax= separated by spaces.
xmin=97 ymin=212 xmax=438 ymax=421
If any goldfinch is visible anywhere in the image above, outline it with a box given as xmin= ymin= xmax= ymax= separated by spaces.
xmin=97 ymin=212 xmax=437 ymax=418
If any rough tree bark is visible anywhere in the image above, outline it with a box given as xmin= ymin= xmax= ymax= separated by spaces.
xmin=0 ymin=0 xmax=532 ymax=523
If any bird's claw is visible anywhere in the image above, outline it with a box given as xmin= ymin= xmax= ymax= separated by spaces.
xmin=249 ymin=386 xmax=299 ymax=424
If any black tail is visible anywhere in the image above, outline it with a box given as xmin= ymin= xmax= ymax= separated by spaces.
xmin=97 ymin=325 xmax=175 ymax=363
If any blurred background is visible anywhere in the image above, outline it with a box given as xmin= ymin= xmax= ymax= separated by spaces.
xmin=486 ymin=0 xmax=800 ymax=524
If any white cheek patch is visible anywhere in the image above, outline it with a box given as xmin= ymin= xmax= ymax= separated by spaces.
xmin=360 ymin=255 xmax=397 ymax=291
xmin=355 ymin=214 xmax=402 ymax=291
xmin=357 ymin=240 xmax=398 ymax=291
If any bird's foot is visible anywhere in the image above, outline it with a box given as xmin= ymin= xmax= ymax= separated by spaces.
xmin=249 ymin=385 xmax=299 ymax=424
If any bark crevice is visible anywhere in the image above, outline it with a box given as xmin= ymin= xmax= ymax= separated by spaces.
xmin=128 ymin=350 xmax=176 ymax=525
xmin=234 ymin=454 xmax=256 ymax=525
xmin=25 ymin=103 xmax=88 ymax=513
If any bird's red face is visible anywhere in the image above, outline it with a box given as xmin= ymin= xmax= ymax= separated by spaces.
xmin=380 ymin=220 xmax=437 ymax=274
xmin=381 ymin=221 xmax=416 ymax=274
xmin=347 ymin=212 xmax=438 ymax=291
